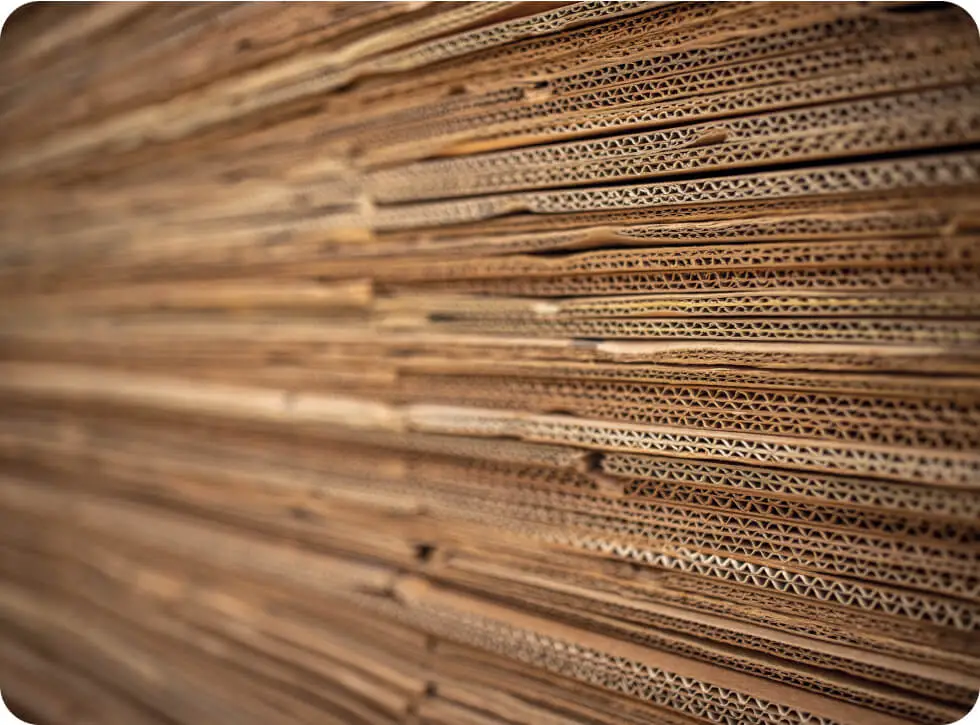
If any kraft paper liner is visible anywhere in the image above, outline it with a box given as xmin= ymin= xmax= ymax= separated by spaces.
xmin=429 ymin=542 xmax=980 ymax=668
xmin=10 ymin=192 xmax=972 ymax=289
xmin=8 ymin=401 xmax=977 ymax=533
xmin=367 ymin=86 xmax=980 ymax=202
xmin=0 ymin=2 xmax=654 ymax=178
xmin=3 ymin=420 xmax=972 ymax=602
xmin=361 ymin=233 xmax=980 ymax=283
xmin=362 ymin=54 xmax=980 ymax=166
xmin=414 ymin=262 xmax=980 ymax=297
xmin=3 ymin=458 xmax=976 ymax=720
xmin=367 ymin=153 xmax=980 ymax=231
xmin=354 ymin=24 xmax=975 ymax=164
xmin=2 ymin=412 xmax=974 ymax=578
xmin=14 ymin=206 xmax=972 ymax=291
xmin=6 ymin=327 xmax=980 ymax=373
xmin=4 ymin=362 xmax=980 ymax=488
xmin=0 ymin=482 xmax=947 ymax=725
xmin=393 ymin=358 xmax=980 ymax=397
xmin=9 ymin=398 xmax=980 ymax=648
xmin=431 ymin=552 xmax=978 ymax=697
xmin=405 ymin=404 xmax=980 ymax=488
xmin=392 ymin=374 xmax=980 ymax=452
xmin=376 ymin=290 xmax=980 ymax=319
xmin=342 ymin=5 xmax=962 ymax=135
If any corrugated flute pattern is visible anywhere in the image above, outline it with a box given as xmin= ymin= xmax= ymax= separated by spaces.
xmin=0 ymin=3 xmax=979 ymax=724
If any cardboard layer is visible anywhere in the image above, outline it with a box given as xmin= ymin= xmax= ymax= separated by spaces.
xmin=1 ymin=3 xmax=979 ymax=725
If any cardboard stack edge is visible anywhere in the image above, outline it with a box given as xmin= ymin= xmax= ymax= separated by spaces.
xmin=1 ymin=3 xmax=979 ymax=724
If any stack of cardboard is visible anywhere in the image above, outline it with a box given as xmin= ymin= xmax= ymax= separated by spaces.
xmin=0 ymin=3 xmax=978 ymax=724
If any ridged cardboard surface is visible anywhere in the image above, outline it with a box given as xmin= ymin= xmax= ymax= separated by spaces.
xmin=1 ymin=3 xmax=979 ymax=725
